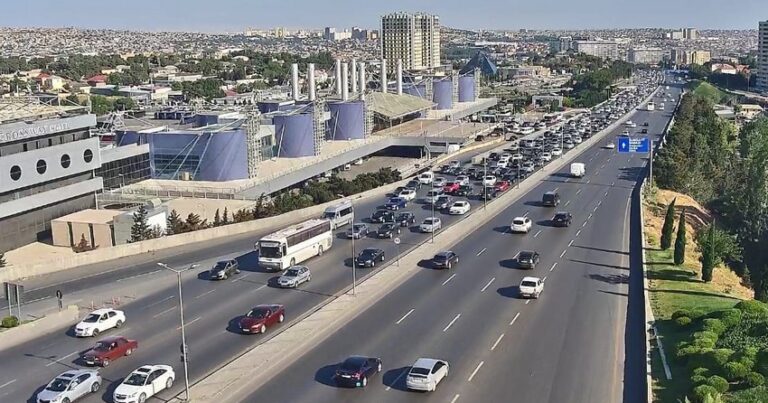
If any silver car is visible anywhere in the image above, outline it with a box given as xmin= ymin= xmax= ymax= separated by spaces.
xmin=37 ymin=369 xmax=102 ymax=403
xmin=277 ymin=266 xmax=311 ymax=288
xmin=406 ymin=358 xmax=449 ymax=392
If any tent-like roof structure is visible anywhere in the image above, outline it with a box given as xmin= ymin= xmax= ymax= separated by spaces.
xmin=368 ymin=92 xmax=436 ymax=120
xmin=460 ymin=51 xmax=498 ymax=76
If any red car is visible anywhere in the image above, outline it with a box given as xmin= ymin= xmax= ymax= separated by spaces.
xmin=238 ymin=304 xmax=285 ymax=334
xmin=494 ymin=180 xmax=511 ymax=192
xmin=443 ymin=182 xmax=460 ymax=194
xmin=82 ymin=336 xmax=138 ymax=367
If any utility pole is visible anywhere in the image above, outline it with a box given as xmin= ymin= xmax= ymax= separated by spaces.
xmin=351 ymin=210 xmax=357 ymax=295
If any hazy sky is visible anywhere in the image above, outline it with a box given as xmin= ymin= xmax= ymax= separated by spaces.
xmin=1 ymin=0 xmax=766 ymax=32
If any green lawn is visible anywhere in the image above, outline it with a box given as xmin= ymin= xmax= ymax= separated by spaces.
xmin=687 ymin=80 xmax=730 ymax=105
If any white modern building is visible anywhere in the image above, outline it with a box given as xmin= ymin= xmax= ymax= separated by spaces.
xmin=380 ymin=12 xmax=441 ymax=72
xmin=574 ymin=40 xmax=619 ymax=60
xmin=758 ymin=21 xmax=768 ymax=93
xmin=628 ymin=47 xmax=667 ymax=64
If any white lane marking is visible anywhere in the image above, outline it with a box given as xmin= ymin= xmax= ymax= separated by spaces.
xmin=153 ymin=306 xmax=177 ymax=318
xmin=543 ymin=276 xmax=548 ymax=282
xmin=560 ymin=249 xmax=567 ymax=258
xmin=116 ymin=269 xmax=162 ymax=282
xmin=468 ymin=361 xmax=485 ymax=382
xmin=550 ymin=262 xmax=558 ymax=272
xmin=598 ymin=200 xmax=603 ymax=206
xmin=396 ymin=309 xmax=415 ymax=324
xmin=45 ymin=351 xmax=78 ymax=367
xmin=586 ymin=179 xmax=591 ymax=184
xmin=177 ymin=317 xmax=202 ymax=330
xmin=576 ymin=229 xmax=582 ymax=237
xmin=232 ymin=273 xmax=252 ymax=282
xmin=568 ymin=239 xmax=574 ymax=247
xmin=523 ymin=211 xmax=530 ymax=217
xmin=385 ymin=369 xmax=409 ymax=391
xmin=442 ymin=273 xmax=457 ymax=286
xmin=607 ymin=157 xmax=612 ymax=162
xmin=143 ymin=295 xmax=174 ymax=309
xmin=252 ymin=284 xmax=267 ymax=293
xmin=576 ymin=189 xmax=582 ymax=195
xmin=510 ymin=312 xmax=521 ymax=325
xmin=450 ymin=394 xmax=461 ymax=403
xmin=0 ymin=379 xmax=16 ymax=389
xmin=601 ymin=164 xmax=606 ymax=169
xmin=491 ymin=333 xmax=505 ymax=351
xmin=588 ymin=213 xmax=593 ymax=219
xmin=593 ymin=205 xmax=599 ymax=212
xmin=564 ymin=200 xmax=571 ymax=207
xmin=443 ymin=314 xmax=461 ymax=332
xmin=604 ymin=191 xmax=609 ymax=197
xmin=477 ymin=248 xmax=487 ymax=256
xmin=195 ymin=289 xmax=216 ymax=299
xmin=525 ymin=300 xmax=532 ymax=305
xmin=481 ymin=277 xmax=496 ymax=293
xmin=565 ymin=178 xmax=570 ymax=182
xmin=610 ymin=182 xmax=615 ymax=187
xmin=533 ymin=230 xmax=542 ymax=238
xmin=553 ymin=187 xmax=559 ymax=192
xmin=582 ymin=220 xmax=588 ymax=228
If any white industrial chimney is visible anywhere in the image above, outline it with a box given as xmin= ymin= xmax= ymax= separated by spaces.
xmin=308 ymin=63 xmax=316 ymax=101
xmin=396 ymin=59 xmax=403 ymax=95
xmin=341 ymin=62 xmax=349 ymax=101
xmin=335 ymin=59 xmax=342 ymax=95
xmin=351 ymin=58 xmax=357 ymax=93
xmin=381 ymin=58 xmax=388 ymax=94
xmin=291 ymin=63 xmax=300 ymax=101
xmin=359 ymin=62 xmax=366 ymax=100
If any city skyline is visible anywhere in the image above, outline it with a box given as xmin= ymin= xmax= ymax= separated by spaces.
xmin=0 ymin=0 xmax=766 ymax=32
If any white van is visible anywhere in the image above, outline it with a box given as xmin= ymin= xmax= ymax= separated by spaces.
xmin=570 ymin=163 xmax=586 ymax=178
xmin=418 ymin=171 xmax=435 ymax=184
xmin=323 ymin=201 xmax=354 ymax=229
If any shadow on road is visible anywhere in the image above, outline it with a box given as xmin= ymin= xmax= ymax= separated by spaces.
xmin=382 ymin=367 xmax=411 ymax=391
xmin=314 ymin=364 xmax=339 ymax=387
xmin=572 ymin=245 xmax=629 ymax=256
xmin=496 ymin=286 xmax=519 ymax=299
xmin=588 ymin=273 xmax=629 ymax=285
xmin=234 ymin=251 xmax=261 ymax=272
xmin=569 ymin=258 xmax=629 ymax=271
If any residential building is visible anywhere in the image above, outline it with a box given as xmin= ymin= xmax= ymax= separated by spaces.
xmin=691 ymin=50 xmax=711 ymax=65
xmin=550 ymin=36 xmax=573 ymax=53
xmin=684 ymin=28 xmax=699 ymax=40
xmin=574 ymin=40 xmax=619 ymax=60
xmin=758 ymin=21 xmax=768 ymax=93
xmin=628 ymin=47 xmax=667 ymax=64
xmin=380 ymin=12 xmax=441 ymax=72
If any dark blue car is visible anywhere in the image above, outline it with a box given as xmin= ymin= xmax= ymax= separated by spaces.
xmin=335 ymin=355 xmax=383 ymax=387
xmin=385 ymin=197 xmax=407 ymax=210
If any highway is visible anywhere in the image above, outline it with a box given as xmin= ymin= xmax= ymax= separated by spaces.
xmin=246 ymin=84 xmax=681 ymax=403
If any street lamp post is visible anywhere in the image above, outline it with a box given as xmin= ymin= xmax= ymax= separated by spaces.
xmin=430 ymin=193 xmax=436 ymax=243
xmin=157 ymin=262 xmax=198 ymax=402
xmin=483 ymin=160 xmax=488 ymax=209
xmin=351 ymin=211 xmax=357 ymax=296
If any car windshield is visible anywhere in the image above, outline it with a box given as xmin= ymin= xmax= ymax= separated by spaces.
xmin=381 ymin=224 xmax=394 ymax=230
xmin=397 ymin=213 xmax=410 ymax=219
xmin=124 ymin=372 xmax=148 ymax=386
xmin=434 ymin=254 xmax=448 ymax=261
xmin=213 ymin=262 xmax=228 ymax=270
xmin=284 ymin=268 xmax=300 ymax=277
xmin=46 ymin=378 xmax=70 ymax=392
xmin=247 ymin=308 xmax=269 ymax=319
xmin=410 ymin=367 xmax=430 ymax=377
xmin=322 ymin=212 xmax=337 ymax=220
xmin=259 ymin=245 xmax=282 ymax=258
xmin=83 ymin=313 xmax=100 ymax=323
xmin=555 ymin=213 xmax=568 ymax=220
xmin=353 ymin=224 xmax=366 ymax=231
xmin=361 ymin=249 xmax=378 ymax=257
xmin=94 ymin=341 xmax=113 ymax=351
xmin=424 ymin=219 xmax=436 ymax=225
xmin=513 ymin=219 xmax=525 ymax=225
xmin=341 ymin=358 xmax=365 ymax=371
xmin=521 ymin=281 xmax=538 ymax=288
xmin=519 ymin=252 xmax=533 ymax=260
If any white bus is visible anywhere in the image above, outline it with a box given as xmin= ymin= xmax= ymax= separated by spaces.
xmin=256 ymin=219 xmax=333 ymax=271
xmin=647 ymin=102 xmax=655 ymax=111
xmin=323 ymin=201 xmax=354 ymax=229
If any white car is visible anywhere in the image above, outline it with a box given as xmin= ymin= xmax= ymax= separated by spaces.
xmin=424 ymin=189 xmax=443 ymax=204
xmin=448 ymin=160 xmax=461 ymax=169
xmin=277 ymin=265 xmax=311 ymax=288
xmin=455 ymin=175 xmax=470 ymax=186
xmin=74 ymin=308 xmax=126 ymax=337
xmin=113 ymin=365 xmax=175 ymax=403
xmin=604 ymin=142 xmax=616 ymax=149
xmin=433 ymin=177 xmax=448 ymax=188
xmin=540 ymin=152 xmax=552 ymax=162
xmin=419 ymin=217 xmax=442 ymax=233
xmin=448 ymin=201 xmax=471 ymax=215
xmin=551 ymin=148 xmax=562 ymax=156
xmin=406 ymin=358 xmax=449 ymax=392
xmin=572 ymin=136 xmax=583 ymax=144
xmin=522 ymin=162 xmax=535 ymax=173
xmin=482 ymin=175 xmax=497 ymax=187
xmin=398 ymin=189 xmax=417 ymax=201
xmin=418 ymin=172 xmax=434 ymax=184
xmin=563 ymin=141 xmax=575 ymax=150
xmin=519 ymin=276 xmax=544 ymax=299
xmin=510 ymin=217 xmax=532 ymax=233
xmin=37 ymin=369 xmax=102 ymax=403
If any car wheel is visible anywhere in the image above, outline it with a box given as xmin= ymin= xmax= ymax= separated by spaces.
xmin=290 ymin=258 xmax=296 ymax=267
xmin=138 ymin=393 xmax=147 ymax=403
xmin=371 ymin=260 xmax=375 ymax=267
xmin=125 ymin=348 xmax=133 ymax=356
xmin=380 ymin=255 xmax=385 ymax=262
xmin=278 ymin=313 xmax=285 ymax=323
xmin=307 ymin=276 xmax=311 ymax=282
xmin=102 ymin=358 xmax=110 ymax=367
xmin=92 ymin=328 xmax=100 ymax=337
xmin=260 ymin=324 xmax=267 ymax=334
xmin=377 ymin=362 xmax=382 ymax=372
xmin=361 ymin=376 xmax=368 ymax=387
xmin=223 ymin=273 xmax=228 ymax=280
xmin=166 ymin=377 xmax=174 ymax=389
xmin=115 ymin=320 xmax=123 ymax=328
xmin=235 ymin=269 xmax=241 ymax=274
xmin=318 ymin=245 xmax=324 ymax=256
xmin=91 ymin=381 xmax=100 ymax=393
xmin=447 ymin=262 xmax=452 ymax=269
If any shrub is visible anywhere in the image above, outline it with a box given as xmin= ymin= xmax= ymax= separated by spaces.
xmin=674 ymin=309 xmax=693 ymax=320
xmin=693 ymin=367 xmax=710 ymax=377
xmin=724 ymin=362 xmax=750 ymax=381
xmin=710 ymin=349 xmax=735 ymax=367
xmin=735 ymin=301 xmax=768 ymax=319
xmin=1 ymin=315 xmax=19 ymax=328
xmin=716 ymin=309 xmax=742 ymax=328
xmin=677 ymin=344 xmax=703 ymax=361
xmin=691 ymin=374 xmax=708 ymax=385
xmin=702 ymin=319 xmax=727 ymax=335
xmin=756 ymin=349 xmax=768 ymax=377
xmin=745 ymin=372 xmax=765 ymax=388
xmin=692 ymin=385 xmax=719 ymax=403
xmin=706 ymin=375 xmax=729 ymax=393
xmin=676 ymin=316 xmax=693 ymax=327
xmin=691 ymin=334 xmax=717 ymax=349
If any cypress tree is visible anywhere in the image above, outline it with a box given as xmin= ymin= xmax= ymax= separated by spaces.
xmin=213 ymin=208 xmax=222 ymax=227
xmin=674 ymin=208 xmax=687 ymax=265
xmin=166 ymin=209 xmax=185 ymax=235
xmin=701 ymin=223 xmax=716 ymax=282
xmin=222 ymin=207 xmax=230 ymax=225
xmin=0 ymin=253 xmax=5 ymax=268
xmin=661 ymin=198 xmax=676 ymax=250
xmin=130 ymin=205 xmax=151 ymax=242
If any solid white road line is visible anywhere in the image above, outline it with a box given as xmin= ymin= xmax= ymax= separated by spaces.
xmin=533 ymin=230 xmax=542 ymax=238
xmin=509 ymin=312 xmax=521 ymax=325
xmin=575 ymin=229 xmax=582 ymax=237
xmin=477 ymin=248 xmax=487 ymax=256
xmin=586 ymin=179 xmax=591 ymax=184
xmin=468 ymin=361 xmax=485 ymax=382
xmin=442 ymin=273 xmax=457 ymax=286
xmin=450 ymin=394 xmax=461 ymax=403
xmin=593 ymin=206 xmax=599 ymax=212
xmin=153 ymin=306 xmax=177 ymax=318
xmin=523 ymin=211 xmax=530 ymax=217
xmin=385 ymin=369 xmax=409 ymax=391
xmin=45 ymin=351 xmax=78 ymax=367
xmin=177 ymin=317 xmax=202 ymax=330
xmin=565 ymin=178 xmax=570 ymax=182
xmin=0 ymin=379 xmax=16 ymax=389
xmin=481 ymin=278 xmax=496 ymax=293
xmin=116 ymin=269 xmax=162 ymax=282
xmin=195 ymin=289 xmax=216 ymax=299
xmin=396 ymin=309 xmax=415 ymax=324
xmin=560 ymin=249 xmax=567 ymax=258
xmin=588 ymin=213 xmax=593 ymax=219
xmin=443 ymin=314 xmax=461 ymax=332
xmin=143 ymin=295 xmax=174 ymax=309
xmin=491 ymin=333 xmax=505 ymax=351
xmin=604 ymin=191 xmax=609 ymax=197
xmin=550 ymin=262 xmax=558 ymax=272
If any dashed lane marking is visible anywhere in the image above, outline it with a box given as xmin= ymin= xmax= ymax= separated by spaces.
xmin=491 ymin=333 xmax=505 ymax=351
xmin=509 ymin=312 xmax=521 ymax=326
xmin=534 ymin=230 xmax=542 ymax=238
xmin=143 ymin=295 xmax=174 ymax=309
xmin=564 ymin=200 xmax=571 ymax=207
xmin=0 ymin=379 xmax=16 ymax=389
xmin=443 ymin=314 xmax=461 ymax=332
xmin=468 ymin=361 xmax=485 ymax=382
xmin=576 ymin=229 xmax=582 ymax=237
xmin=576 ymin=189 xmax=582 ymax=195
xmin=45 ymin=351 xmax=78 ymax=367
xmin=442 ymin=274 xmax=457 ymax=286
xmin=477 ymin=248 xmax=486 ymax=256
xmin=481 ymin=278 xmax=496 ymax=293
xmin=153 ymin=306 xmax=176 ymax=318
xmin=450 ymin=394 xmax=461 ymax=403
xmin=550 ymin=262 xmax=558 ymax=272
xmin=177 ymin=316 xmax=201 ymax=330
xmin=560 ymin=249 xmax=567 ymax=258
xmin=396 ymin=309 xmax=415 ymax=324
xmin=195 ymin=289 xmax=215 ymax=299
xmin=568 ymin=239 xmax=574 ymax=247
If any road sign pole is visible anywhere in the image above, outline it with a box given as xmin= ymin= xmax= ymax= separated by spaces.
xmin=15 ymin=284 xmax=21 ymax=319
xmin=649 ymin=144 xmax=654 ymax=188
xmin=5 ymin=283 xmax=12 ymax=318
xmin=394 ymin=237 xmax=401 ymax=267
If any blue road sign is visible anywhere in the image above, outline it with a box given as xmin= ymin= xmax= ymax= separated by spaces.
xmin=617 ymin=136 xmax=650 ymax=153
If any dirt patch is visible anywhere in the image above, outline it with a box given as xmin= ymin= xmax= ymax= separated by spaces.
xmin=644 ymin=188 xmax=753 ymax=300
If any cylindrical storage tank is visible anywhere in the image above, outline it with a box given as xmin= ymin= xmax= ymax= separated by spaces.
xmin=274 ymin=113 xmax=315 ymax=157
xmin=327 ymin=101 xmax=365 ymax=140
xmin=458 ymin=76 xmax=476 ymax=102
xmin=433 ymin=78 xmax=453 ymax=110
xmin=404 ymin=83 xmax=427 ymax=99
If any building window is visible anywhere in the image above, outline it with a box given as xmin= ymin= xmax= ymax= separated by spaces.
xmin=84 ymin=149 xmax=94 ymax=163
xmin=36 ymin=159 xmax=47 ymax=174
xmin=61 ymin=154 xmax=71 ymax=168
xmin=9 ymin=165 xmax=21 ymax=181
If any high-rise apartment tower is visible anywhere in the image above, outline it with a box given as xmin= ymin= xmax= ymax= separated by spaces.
xmin=380 ymin=12 xmax=441 ymax=73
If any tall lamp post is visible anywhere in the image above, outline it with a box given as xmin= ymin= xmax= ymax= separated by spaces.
xmin=351 ymin=209 xmax=357 ymax=295
xmin=157 ymin=262 xmax=198 ymax=402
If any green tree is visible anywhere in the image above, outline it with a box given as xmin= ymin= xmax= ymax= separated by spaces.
xmin=166 ymin=209 xmax=186 ymax=235
xmin=702 ymin=223 xmax=716 ymax=282
xmin=222 ymin=207 xmax=230 ymax=225
xmin=213 ymin=208 xmax=222 ymax=227
xmin=129 ymin=205 xmax=151 ymax=242
xmin=674 ymin=209 xmax=687 ymax=265
xmin=0 ymin=253 xmax=6 ymax=268
xmin=661 ymin=198 xmax=677 ymax=250
xmin=89 ymin=95 xmax=113 ymax=115
xmin=184 ymin=213 xmax=205 ymax=231
xmin=112 ymin=97 xmax=136 ymax=111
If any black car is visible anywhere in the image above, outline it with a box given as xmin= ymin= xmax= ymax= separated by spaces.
xmin=395 ymin=211 xmax=416 ymax=227
xmin=432 ymin=251 xmax=459 ymax=269
xmin=434 ymin=195 xmax=453 ymax=210
xmin=335 ymin=355 xmax=382 ymax=387
xmin=480 ymin=186 xmax=497 ymax=200
xmin=370 ymin=209 xmax=395 ymax=223
xmin=552 ymin=211 xmax=573 ymax=227
xmin=643 ymin=122 xmax=649 ymax=127
xmin=209 ymin=259 xmax=240 ymax=280
xmin=641 ymin=128 xmax=648 ymax=134
xmin=488 ymin=152 xmax=500 ymax=161
xmin=454 ymin=185 xmax=473 ymax=197
xmin=518 ymin=250 xmax=540 ymax=269
xmin=406 ymin=180 xmax=422 ymax=190
xmin=356 ymin=248 xmax=385 ymax=267
xmin=377 ymin=223 xmax=401 ymax=238
xmin=542 ymin=191 xmax=560 ymax=207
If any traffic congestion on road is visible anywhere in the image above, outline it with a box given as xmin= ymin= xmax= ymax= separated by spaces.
xmin=0 ymin=70 xmax=676 ymax=403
